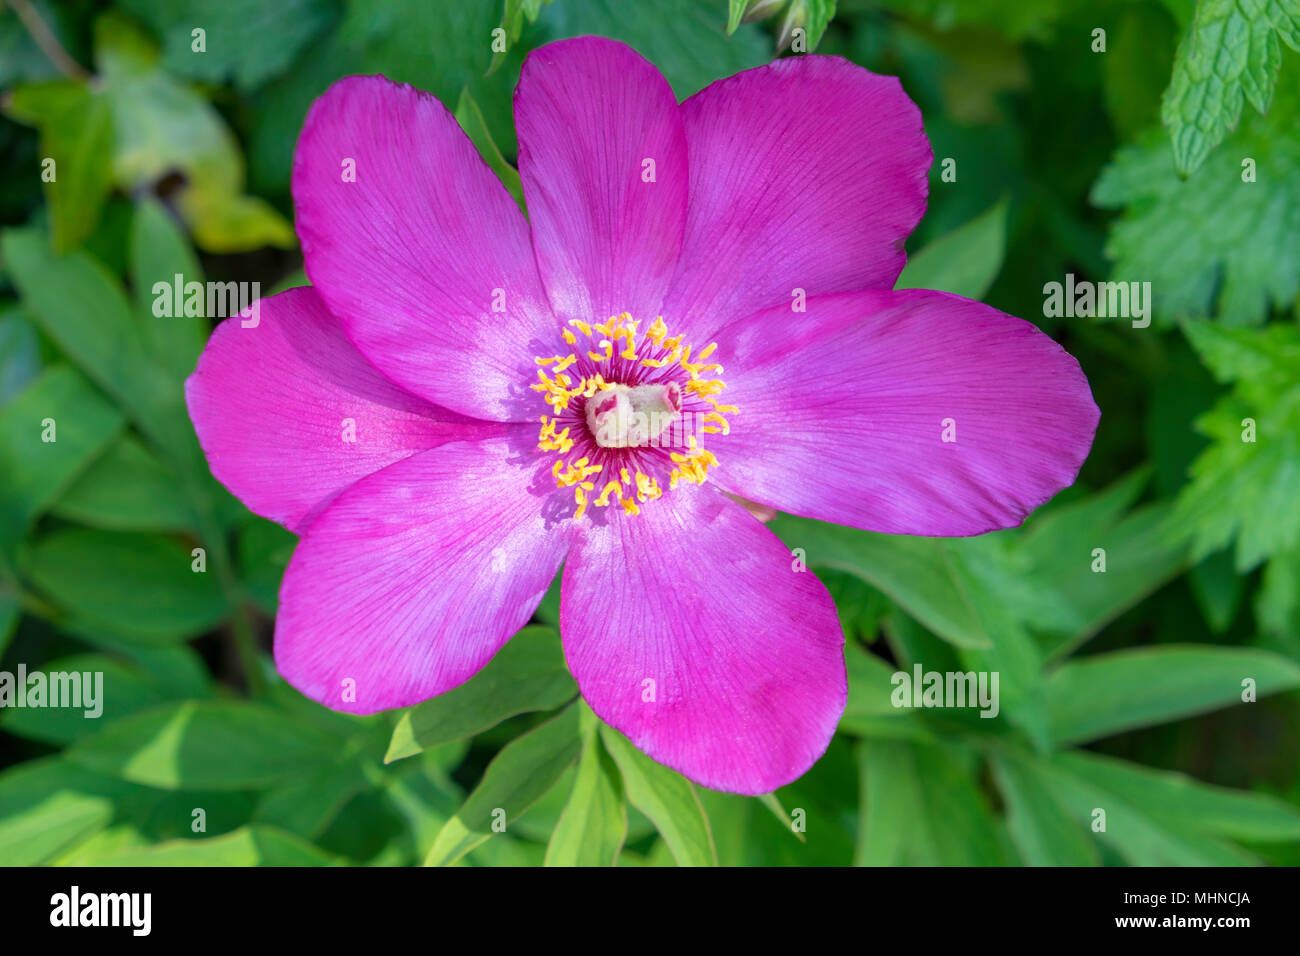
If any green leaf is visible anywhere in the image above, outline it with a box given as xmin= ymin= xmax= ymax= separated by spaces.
xmin=254 ymin=760 xmax=373 ymax=840
xmin=1046 ymin=645 xmax=1300 ymax=747
xmin=819 ymin=568 xmax=888 ymax=643
xmin=1257 ymin=546 xmax=1300 ymax=638
xmin=0 ymin=365 xmax=123 ymax=555
xmin=1059 ymin=749 xmax=1300 ymax=844
xmin=83 ymin=825 xmax=339 ymax=866
xmin=0 ymin=0 xmax=70 ymax=86
xmin=249 ymin=0 xmax=520 ymax=196
xmin=1173 ymin=322 xmax=1300 ymax=572
xmin=771 ymin=515 xmax=990 ymax=650
xmin=454 ymin=87 xmax=526 ymax=212
xmin=1103 ymin=4 xmax=1179 ymax=142
xmin=0 ymin=307 xmax=41 ymax=405
xmin=1094 ymin=58 xmax=1300 ymax=326
xmin=1019 ymin=471 xmax=1190 ymax=656
xmin=756 ymin=791 xmax=805 ymax=842
xmin=235 ymin=516 xmax=297 ymax=614
xmin=544 ymin=706 xmax=627 ymax=866
xmin=96 ymin=12 xmax=294 ymax=252
xmin=424 ymin=703 xmax=582 ymax=867
xmin=873 ymin=0 xmax=1071 ymax=41
xmin=726 ymin=0 xmax=749 ymax=35
xmin=1161 ymin=0 xmax=1300 ymax=175
xmin=3 ymin=80 xmax=114 ymax=251
xmin=537 ymin=0 xmax=771 ymax=98
xmin=50 ymin=435 xmax=195 ymax=532
xmin=1189 ymin=547 xmax=1246 ymax=633
xmin=1036 ymin=753 xmax=1257 ymax=865
xmin=117 ymin=0 xmax=337 ymax=92
xmin=129 ymin=198 xmax=208 ymax=382
xmin=2 ymin=228 xmax=196 ymax=467
xmin=0 ymin=757 xmax=137 ymax=865
xmin=897 ymin=199 xmax=1008 ymax=300
xmin=841 ymin=641 xmax=911 ymax=726
xmin=490 ymin=0 xmax=556 ymax=75
xmin=599 ymin=725 xmax=717 ymax=866
xmin=855 ymin=739 xmax=1004 ymax=865
xmin=772 ymin=516 xmax=1052 ymax=745
xmin=386 ymin=626 xmax=577 ymax=763
xmin=23 ymin=528 xmax=227 ymax=643
xmin=988 ymin=750 xmax=1100 ymax=865
xmin=0 ymin=587 xmax=17 ymax=660
xmin=68 ymin=700 xmax=338 ymax=790
xmin=777 ymin=1 xmax=839 ymax=52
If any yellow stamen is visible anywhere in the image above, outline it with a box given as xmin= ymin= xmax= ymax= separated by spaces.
xmin=532 ymin=311 xmax=736 ymax=520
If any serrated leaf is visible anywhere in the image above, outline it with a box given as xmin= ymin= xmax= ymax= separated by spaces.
xmin=1094 ymin=59 xmax=1300 ymax=326
xmin=1160 ymin=0 xmax=1300 ymax=175
xmin=1174 ymin=322 xmax=1300 ymax=571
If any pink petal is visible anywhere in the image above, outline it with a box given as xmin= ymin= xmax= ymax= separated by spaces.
xmin=710 ymin=289 xmax=1101 ymax=536
xmin=561 ymin=485 xmax=846 ymax=794
xmin=515 ymin=37 xmax=687 ymax=322
xmin=662 ymin=55 xmax=931 ymax=340
xmin=275 ymin=435 xmax=572 ymax=714
xmin=185 ymin=287 xmax=493 ymax=533
xmin=292 ymin=75 xmax=557 ymax=422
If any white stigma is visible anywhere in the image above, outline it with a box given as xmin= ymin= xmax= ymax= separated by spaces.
xmin=586 ymin=383 xmax=682 ymax=448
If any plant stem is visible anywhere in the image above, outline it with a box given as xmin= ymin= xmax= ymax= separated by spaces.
xmin=5 ymin=0 xmax=91 ymax=81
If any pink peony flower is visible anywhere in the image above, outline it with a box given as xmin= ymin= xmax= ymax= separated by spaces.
xmin=186 ymin=37 xmax=1099 ymax=794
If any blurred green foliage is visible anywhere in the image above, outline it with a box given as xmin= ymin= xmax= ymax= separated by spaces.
xmin=1 ymin=0 xmax=1298 ymax=867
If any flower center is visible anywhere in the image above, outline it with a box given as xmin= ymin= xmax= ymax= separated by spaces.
xmin=531 ymin=312 xmax=737 ymax=520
